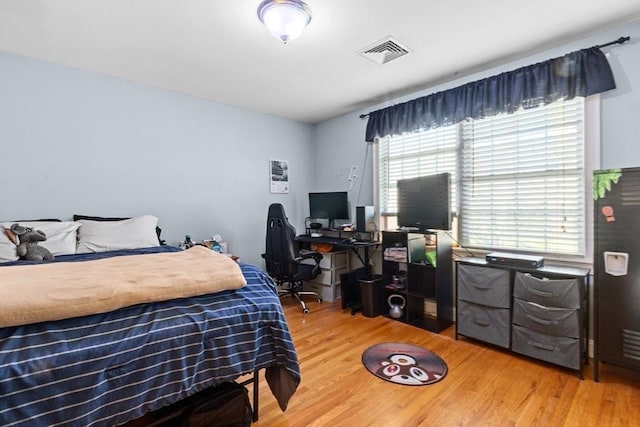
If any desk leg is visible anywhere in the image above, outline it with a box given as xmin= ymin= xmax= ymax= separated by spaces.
xmin=350 ymin=303 xmax=362 ymax=315
xmin=350 ymin=246 xmax=373 ymax=279
xmin=364 ymin=246 xmax=371 ymax=278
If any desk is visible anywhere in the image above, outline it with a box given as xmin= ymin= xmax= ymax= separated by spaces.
xmin=295 ymin=235 xmax=379 ymax=314
xmin=295 ymin=235 xmax=378 ymax=276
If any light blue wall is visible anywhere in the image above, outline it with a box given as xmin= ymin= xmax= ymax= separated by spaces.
xmin=312 ymin=113 xmax=375 ymax=220
xmin=2 ymin=20 xmax=639 ymax=265
xmin=314 ymin=20 xmax=640 ymax=206
xmin=0 ymin=53 xmax=314 ymax=266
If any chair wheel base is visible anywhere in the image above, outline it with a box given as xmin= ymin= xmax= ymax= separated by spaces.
xmin=276 ymin=282 xmax=322 ymax=314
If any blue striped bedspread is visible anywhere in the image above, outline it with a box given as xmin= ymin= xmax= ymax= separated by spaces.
xmin=0 ymin=247 xmax=300 ymax=426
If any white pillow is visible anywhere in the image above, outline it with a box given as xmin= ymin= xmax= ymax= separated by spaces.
xmin=0 ymin=221 xmax=81 ymax=256
xmin=76 ymin=215 xmax=160 ymax=253
xmin=0 ymin=227 xmax=18 ymax=262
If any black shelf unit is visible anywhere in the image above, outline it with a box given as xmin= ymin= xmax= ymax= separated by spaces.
xmin=381 ymin=230 xmax=453 ymax=333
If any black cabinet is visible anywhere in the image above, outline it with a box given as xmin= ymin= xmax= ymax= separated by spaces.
xmin=381 ymin=230 xmax=452 ymax=333
xmin=455 ymin=258 xmax=589 ymax=377
xmin=594 ymin=167 xmax=640 ymax=380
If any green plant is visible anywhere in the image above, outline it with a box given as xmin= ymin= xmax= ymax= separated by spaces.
xmin=593 ymin=169 xmax=622 ymax=200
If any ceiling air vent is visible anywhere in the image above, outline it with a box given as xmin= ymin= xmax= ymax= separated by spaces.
xmin=359 ymin=36 xmax=411 ymax=65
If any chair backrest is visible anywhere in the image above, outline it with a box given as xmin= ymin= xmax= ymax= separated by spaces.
xmin=263 ymin=203 xmax=298 ymax=279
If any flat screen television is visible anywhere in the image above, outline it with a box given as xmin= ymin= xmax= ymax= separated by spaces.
xmin=397 ymin=173 xmax=451 ymax=231
xmin=308 ymin=192 xmax=349 ymax=223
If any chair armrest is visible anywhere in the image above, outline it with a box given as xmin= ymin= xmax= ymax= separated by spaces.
xmin=295 ymin=250 xmax=323 ymax=265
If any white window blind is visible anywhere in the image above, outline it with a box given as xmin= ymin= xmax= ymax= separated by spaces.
xmin=377 ymin=97 xmax=586 ymax=257
xmin=460 ymin=98 xmax=585 ymax=255
xmin=378 ymin=126 xmax=457 ymax=215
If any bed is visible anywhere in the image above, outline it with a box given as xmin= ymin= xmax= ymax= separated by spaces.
xmin=0 ymin=235 xmax=300 ymax=426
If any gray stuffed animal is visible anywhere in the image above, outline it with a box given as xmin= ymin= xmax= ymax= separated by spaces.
xmin=11 ymin=224 xmax=54 ymax=261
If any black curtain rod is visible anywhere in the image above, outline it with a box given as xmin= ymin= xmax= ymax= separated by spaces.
xmin=358 ymin=35 xmax=631 ymax=120
xmin=596 ymin=36 xmax=630 ymax=49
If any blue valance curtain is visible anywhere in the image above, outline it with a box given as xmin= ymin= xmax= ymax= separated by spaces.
xmin=365 ymin=46 xmax=616 ymax=142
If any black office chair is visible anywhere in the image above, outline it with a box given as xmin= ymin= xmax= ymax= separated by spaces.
xmin=262 ymin=203 xmax=323 ymax=314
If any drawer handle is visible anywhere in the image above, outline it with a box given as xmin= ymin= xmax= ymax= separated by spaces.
xmin=473 ymin=319 xmax=490 ymax=326
xmin=525 ymin=314 xmax=557 ymax=326
xmin=471 ymin=283 xmax=492 ymax=289
xmin=529 ymin=340 xmax=556 ymax=352
xmin=527 ymin=287 xmax=554 ymax=298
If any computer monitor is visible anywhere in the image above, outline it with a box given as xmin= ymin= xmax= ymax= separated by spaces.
xmin=308 ymin=192 xmax=349 ymax=227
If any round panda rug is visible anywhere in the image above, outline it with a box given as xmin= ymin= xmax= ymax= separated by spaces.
xmin=362 ymin=342 xmax=447 ymax=386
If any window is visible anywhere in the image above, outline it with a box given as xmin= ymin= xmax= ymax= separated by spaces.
xmin=377 ymin=97 xmax=589 ymax=257
xmin=378 ymin=126 xmax=458 ymax=216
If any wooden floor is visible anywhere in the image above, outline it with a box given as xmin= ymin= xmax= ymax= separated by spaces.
xmin=242 ymin=298 xmax=640 ymax=427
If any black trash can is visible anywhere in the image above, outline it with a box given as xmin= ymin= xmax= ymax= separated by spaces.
xmin=359 ymin=275 xmax=384 ymax=318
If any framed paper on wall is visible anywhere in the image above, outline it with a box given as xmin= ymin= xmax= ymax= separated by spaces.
xmin=270 ymin=159 xmax=289 ymax=193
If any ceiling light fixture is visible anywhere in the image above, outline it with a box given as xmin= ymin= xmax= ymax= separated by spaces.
xmin=257 ymin=0 xmax=312 ymax=44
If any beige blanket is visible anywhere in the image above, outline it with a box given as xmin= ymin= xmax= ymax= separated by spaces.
xmin=0 ymin=245 xmax=246 ymax=328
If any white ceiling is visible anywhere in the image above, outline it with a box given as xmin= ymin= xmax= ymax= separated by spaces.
xmin=1 ymin=0 xmax=640 ymax=124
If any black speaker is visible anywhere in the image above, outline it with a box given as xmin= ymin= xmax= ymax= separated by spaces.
xmin=309 ymin=222 xmax=322 ymax=229
xmin=356 ymin=206 xmax=374 ymax=232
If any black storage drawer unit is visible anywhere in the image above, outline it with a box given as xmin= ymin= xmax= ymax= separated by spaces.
xmin=457 ymin=264 xmax=511 ymax=308
xmin=511 ymin=324 xmax=580 ymax=370
xmin=512 ymin=298 xmax=580 ymax=338
xmin=511 ymin=271 xmax=584 ymax=371
xmin=457 ymin=263 xmax=511 ymax=348
xmin=513 ymin=273 xmax=580 ymax=309
xmin=457 ymin=299 xmax=511 ymax=348
xmin=455 ymin=258 xmax=589 ymax=377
